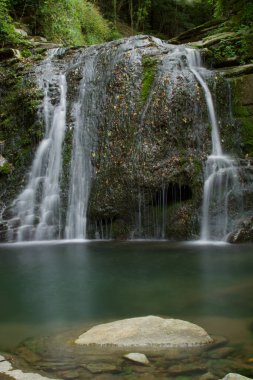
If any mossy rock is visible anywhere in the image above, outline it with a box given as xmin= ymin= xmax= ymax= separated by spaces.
xmin=229 ymin=74 xmax=253 ymax=156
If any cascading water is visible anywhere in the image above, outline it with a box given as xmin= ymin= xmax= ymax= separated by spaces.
xmin=186 ymin=49 xmax=241 ymax=241
xmin=6 ymin=36 xmax=245 ymax=242
xmin=7 ymin=37 xmax=155 ymax=241
xmin=8 ymin=50 xmax=68 ymax=241
xmin=64 ymin=54 xmax=96 ymax=239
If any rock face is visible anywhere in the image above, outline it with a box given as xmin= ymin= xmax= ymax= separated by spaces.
xmin=227 ymin=217 xmax=253 ymax=243
xmin=0 ymin=36 xmax=235 ymax=241
xmin=1 ymin=35 xmax=253 ymax=241
xmin=75 ymin=316 xmax=213 ymax=347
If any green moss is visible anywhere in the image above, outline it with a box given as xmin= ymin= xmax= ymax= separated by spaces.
xmin=0 ymin=63 xmax=43 ymax=211
xmin=111 ymin=219 xmax=130 ymax=239
xmin=0 ymin=162 xmax=12 ymax=175
xmin=240 ymin=117 xmax=253 ymax=156
xmin=140 ymin=56 xmax=158 ymax=104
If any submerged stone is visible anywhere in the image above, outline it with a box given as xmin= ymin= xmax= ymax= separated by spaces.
xmin=0 ymin=355 xmax=59 ymax=380
xmin=123 ymin=353 xmax=150 ymax=365
xmin=220 ymin=374 xmax=253 ymax=380
xmin=75 ymin=316 xmax=213 ymax=347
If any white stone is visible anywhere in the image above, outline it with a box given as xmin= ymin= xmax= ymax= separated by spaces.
xmin=0 ymin=154 xmax=7 ymax=167
xmin=124 ymin=352 xmax=150 ymax=365
xmin=220 ymin=374 xmax=253 ymax=380
xmin=14 ymin=28 xmax=28 ymax=37
xmin=0 ymin=355 xmax=60 ymax=380
xmin=75 ymin=315 xmax=213 ymax=347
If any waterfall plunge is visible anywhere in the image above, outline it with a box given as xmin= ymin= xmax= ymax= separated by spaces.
xmin=186 ymin=49 xmax=240 ymax=242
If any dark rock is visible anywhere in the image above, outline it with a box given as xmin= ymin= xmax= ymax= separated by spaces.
xmin=222 ymin=65 xmax=253 ymax=78
xmin=227 ymin=217 xmax=253 ymax=243
xmin=86 ymin=363 xmax=119 ymax=374
xmin=0 ymin=49 xmax=22 ymax=61
xmin=169 ymin=362 xmax=208 ymax=376
xmin=207 ymin=347 xmax=235 ymax=359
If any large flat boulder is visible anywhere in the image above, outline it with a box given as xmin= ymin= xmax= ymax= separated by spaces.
xmin=75 ymin=316 xmax=213 ymax=347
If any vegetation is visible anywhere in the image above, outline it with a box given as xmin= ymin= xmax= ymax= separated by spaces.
xmin=0 ymin=0 xmax=112 ymax=46
xmin=140 ymin=56 xmax=157 ymax=105
xmin=0 ymin=0 xmax=252 ymax=49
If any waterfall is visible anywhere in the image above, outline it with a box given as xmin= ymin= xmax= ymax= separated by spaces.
xmin=5 ymin=37 xmax=245 ymax=242
xmin=64 ymin=55 xmax=96 ymax=239
xmin=186 ymin=49 xmax=240 ymax=241
xmin=7 ymin=37 xmax=149 ymax=241
xmin=8 ymin=50 xmax=68 ymax=241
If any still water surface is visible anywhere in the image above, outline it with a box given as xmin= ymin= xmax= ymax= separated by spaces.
xmin=0 ymin=241 xmax=252 ymax=352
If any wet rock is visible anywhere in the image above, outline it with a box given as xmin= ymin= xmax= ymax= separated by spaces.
xmin=222 ymin=65 xmax=253 ymax=78
xmin=123 ymin=353 xmax=150 ymax=365
xmin=86 ymin=363 xmax=119 ymax=374
xmin=227 ymin=217 xmax=253 ymax=243
xmin=200 ymin=372 xmax=217 ymax=380
xmin=29 ymin=36 xmax=47 ymax=42
xmin=14 ymin=28 xmax=28 ymax=37
xmin=206 ymin=347 xmax=235 ymax=359
xmin=15 ymin=347 xmax=40 ymax=364
xmin=220 ymin=374 xmax=253 ymax=380
xmin=204 ymin=336 xmax=228 ymax=350
xmin=208 ymin=359 xmax=253 ymax=379
xmin=0 ymin=355 xmax=60 ymax=380
xmin=57 ymin=370 xmax=79 ymax=379
xmin=169 ymin=362 xmax=208 ymax=376
xmin=0 ymin=49 xmax=22 ymax=61
xmin=75 ymin=316 xmax=213 ymax=347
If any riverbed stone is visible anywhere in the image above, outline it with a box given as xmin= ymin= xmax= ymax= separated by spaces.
xmin=200 ymin=372 xmax=217 ymax=380
xmin=123 ymin=353 xmax=150 ymax=365
xmin=220 ymin=374 xmax=253 ymax=380
xmin=168 ymin=362 xmax=208 ymax=376
xmin=0 ymin=355 xmax=60 ymax=380
xmin=86 ymin=363 xmax=119 ymax=374
xmin=206 ymin=347 xmax=235 ymax=359
xmin=75 ymin=316 xmax=213 ymax=347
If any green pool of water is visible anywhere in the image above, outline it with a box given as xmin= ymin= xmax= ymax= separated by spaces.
xmin=0 ymin=241 xmax=252 ymax=354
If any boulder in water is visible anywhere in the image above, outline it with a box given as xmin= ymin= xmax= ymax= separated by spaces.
xmin=75 ymin=315 xmax=213 ymax=347
xmin=227 ymin=217 xmax=253 ymax=243
xmin=219 ymin=374 xmax=253 ymax=380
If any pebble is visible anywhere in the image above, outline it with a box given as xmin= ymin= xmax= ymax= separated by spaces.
xmin=123 ymin=353 xmax=150 ymax=365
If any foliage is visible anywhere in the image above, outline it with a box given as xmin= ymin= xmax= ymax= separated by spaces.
xmin=39 ymin=0 xmax=111 ymax=45
xmin=0 ymin=161 xmax=12 ymax=175
xmin=212 ymin=0 xmax=253 ymax=26
xmin=0 ymin=0 xmax=22 ymax=46
xmin=95 ymin=0 xmax=213 ymax=37
xmin=1 ymin=0 xmax=112 ymax=46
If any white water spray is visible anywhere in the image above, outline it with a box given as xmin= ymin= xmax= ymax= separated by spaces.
xmin=186 ymin=49 xmax=240 ymax=241
xmin=9 ymin=51 xmax=67 ymax=241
